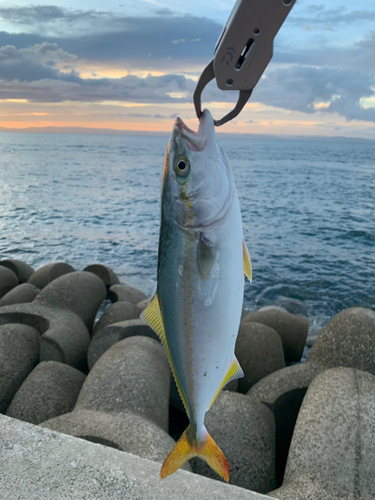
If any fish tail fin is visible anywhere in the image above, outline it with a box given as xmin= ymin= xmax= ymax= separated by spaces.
xmin=160 ymin=425 xmax=229 ymax=482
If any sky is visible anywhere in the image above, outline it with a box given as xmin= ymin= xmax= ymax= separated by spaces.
xmin=0 ymin=0 xmax=374 ymax=137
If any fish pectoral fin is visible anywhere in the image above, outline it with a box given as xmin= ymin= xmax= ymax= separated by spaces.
xmin=197 ymin=237 xmax=216 ymax=281
xmin=140 ymin=294 xmax=188 ymax=415
xmin=207 ymin=357 xmax=244 ymax=411
xmin=243 ymin=238 xmax=252 ymax=282
xmin=160 ymin=425 xmax=229 ymax=482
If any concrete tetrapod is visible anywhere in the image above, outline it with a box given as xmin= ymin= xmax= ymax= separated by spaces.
xmin=191 ymin=391 xmax=276 ymax=493
xmin=93 ymin=301 xmax=142 ymax=336
xmin=34 ymin=271 xmax=107 ymax=333
xmin=87 ymin=319 xmax=159 ymax=370
xmin=83 ymin=264 xmax=120 ymax=288
xmin=6 ymin=361 xmax=86 ymax=424
xmin=269 ymin=367 xmax=375 ymax=500
xmin=242 ymin=307 xmax=308 ymax=362
xmin=0 ymin=266 xmax=18 ymax=299
xmin=27 ymin=262 xmax=75 ymax=289
xmin=235 ymin=321 xmax=285 ymax=393
xmin=0 ymin=259 xmax=34 ymax=284
xmin=0 ymin=303 xmax=90 ymax=370
xmin=0 ymin=283 xmax=40 ymax=307
xmin=40 ymin=337 xmax=187 ymax=468
xmin=248 ymin=307 xmax=375 ymax=486
xmin=0 ymin=324 xmax=41 ymax=413
xmin=108 ymin=284 xmax=148 ymax=304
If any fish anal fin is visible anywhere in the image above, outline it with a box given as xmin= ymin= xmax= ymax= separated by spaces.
xmin=160 ymin=425 xmax=229 ymax=482
xmin=243 ymin=239 xmax=252 ymax=282
xmin=207 ymin=357 xmax=244 ymax=411
xmin=140 ymin=294 xmax=189 ymax=415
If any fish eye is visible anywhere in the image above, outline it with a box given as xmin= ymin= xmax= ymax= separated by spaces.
xmin=174 ymin=156 xmax=190 ymax=178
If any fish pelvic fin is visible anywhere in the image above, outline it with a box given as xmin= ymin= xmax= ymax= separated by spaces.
xmin=243 ymin=238 xmax=252 ymax=282
xmin=160 ymin=425 xmax=229 ymax=482
xmin=140 ymin=294 xmax=189 ymax=415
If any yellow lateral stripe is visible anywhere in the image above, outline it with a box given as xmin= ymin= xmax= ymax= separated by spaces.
xmin=243 ymin=239 xmax=252 ymax=282
xmin=140 ymin=294 xmax=189 ymax=415
xmin=207 ymin=357 xmax=244 ymax=411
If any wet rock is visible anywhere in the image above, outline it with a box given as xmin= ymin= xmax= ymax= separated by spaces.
xmin=0 ymin=324 xmax=40 ymax=413
xmin=0 ymin=283 xmax=40 ymax=307
xmin=93 ymin=301 xmax=142 ymax=336
xmin=248 ymin=363 xmax=319 ymax=486
xmin=0 ymin=259 xmax=34 ymax=283
xmin=87 ymin=319 xmax=158 ymax=370
xmin=108 ymin=284 xmax=147 ymax=305
xmin=27 ymin=262 xmax=75 ymax=289
xmin=242 ymin=307 xmax=308 ymax=362
xmin=40 ymin=336 xmax=183 ymax=468
xmin=83 ymin=264 xmax=120 ymax=288
xmin=6 ymin=361 xmax=86 ymax=424
xmin=191 ymin=391 xmax=276 ymax=493
xmin=269 ymin=367 xmax=375 ymax=500
xmin=34 ymin=271 xmax=106 ymax=333
xmin=235 ymin=321 xmax=285 ymax=393
xmin=0 ymin=303 xmax=90 ymax=371
xmin=307 ymin=307 xmax=375 ymax=373
xmin=0 ymin=266 xmax=18 ymax=299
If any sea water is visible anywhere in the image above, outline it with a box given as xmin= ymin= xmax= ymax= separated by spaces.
xmin=0 ymin=131 xmax=374 ymax=333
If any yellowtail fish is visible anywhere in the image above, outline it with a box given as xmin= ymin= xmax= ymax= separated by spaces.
xmin=141 ymin=109 xmax=251 ymax=481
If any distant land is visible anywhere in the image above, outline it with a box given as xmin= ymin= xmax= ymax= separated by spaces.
xmin=0 ymin=126 xmax=374 ymax=143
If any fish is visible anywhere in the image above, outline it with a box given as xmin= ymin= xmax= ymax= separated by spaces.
xmin=141 ymin=109 xmax=252 ymax=482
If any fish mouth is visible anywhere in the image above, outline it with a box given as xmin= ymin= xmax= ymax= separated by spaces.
xmin=173 ymin=109 xmax=213 ymax=152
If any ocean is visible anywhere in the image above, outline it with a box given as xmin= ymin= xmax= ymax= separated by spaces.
xmin=0 ymin=131 xmax=374 ymax=336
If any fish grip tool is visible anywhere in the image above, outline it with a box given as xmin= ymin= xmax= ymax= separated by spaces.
xmin=193 ymin=0 xmax=297 ymax=126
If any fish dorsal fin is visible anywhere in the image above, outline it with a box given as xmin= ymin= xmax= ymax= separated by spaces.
xmin=207 ymin=357 xmax=244 ymax=411
xmin=243 ymin=239 xmax=252 ymax=282
xmin=140 ymin=294 xmax=188 ymax=414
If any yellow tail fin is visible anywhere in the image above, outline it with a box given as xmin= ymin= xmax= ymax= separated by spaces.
xmin=160 ymin=426 xmax=229 ymax=482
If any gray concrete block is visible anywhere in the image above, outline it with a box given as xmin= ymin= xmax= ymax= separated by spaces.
xmin=41 ymin=408 xmax=186 ymax=468
xmin=108 ymin=284 xmax=148 ymax=304
xmin=6 ymin=361 xmax=86 ymax=424
xmin=83 ymin=264 xmax=120 ymax=288
xmin=191 ymin=391 xmax=276 ymax=493
xmin=78 ymin=336 xmax=170 ymax=432
xmin=243 ymin=307 xmax=308 ymax=362
xmin=307 ymin=307 xmax=375 ymax=373
xmin=0 ymin=283 xmax=40 ymax=307
xmin=248 ymin=363 xmax=319 ymax=487
xmin=34 ymin=271 xmax=107 ymax=332
xmin=0 ymin=259 xmax=34 ymax=283
xmin=93 ymin=301 xmax=142 ymax=336
xmin=0 ymin=324 xmax=40 ymax=413
xmin=269 ymin=367 xmax=375 ymax=499
xmin=0 ymin=414 xmax=272 ymax=500
xmin=0 ymin=266 xmax=18 ymax=299
xmin=0 ymin=303 xmax=90 ymax=371
xmin=87 ymin=319 xmax=159 ymax=370
xmin=235 ymin=321 xmax=285 ymax=393
xmin=27 ymin=262 xmax=75 ymax=289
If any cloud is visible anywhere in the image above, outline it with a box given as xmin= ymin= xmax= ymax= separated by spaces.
xmin=254 ymin=64 xmax=375 ymax=122
xmin=0 ymin=6 xmax=220 ymax=71
xmin=289 ymin=5 xmax=375 ymax=28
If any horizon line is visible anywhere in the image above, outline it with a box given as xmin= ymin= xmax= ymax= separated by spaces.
xmin=0 ymin=125 xmax=374 ymax=143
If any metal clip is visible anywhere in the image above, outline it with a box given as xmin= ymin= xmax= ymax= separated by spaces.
xmin=193 ymin=0 xmax=297 ymax=126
